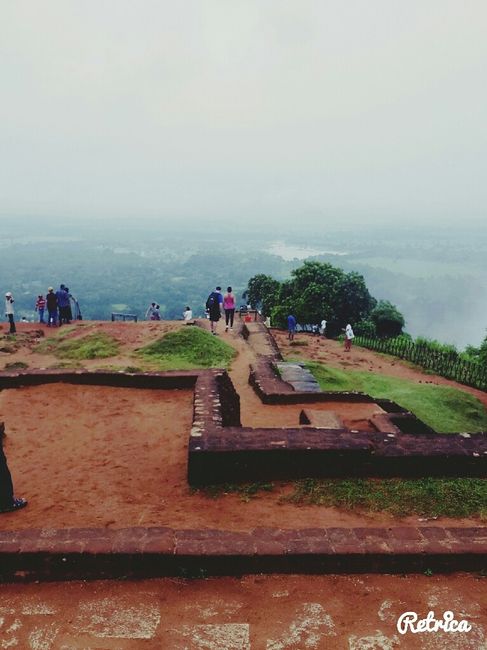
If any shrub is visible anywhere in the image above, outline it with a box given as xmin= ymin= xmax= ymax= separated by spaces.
xmin=370 ymin=300 xmax=405 ymax=337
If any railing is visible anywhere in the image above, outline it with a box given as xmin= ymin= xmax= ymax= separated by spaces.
xmin=354 ymin=336 xmax=487 ymax=392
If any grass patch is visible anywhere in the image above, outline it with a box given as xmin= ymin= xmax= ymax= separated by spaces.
xmin=36 ymin=332 xmax=120 ymax=360
xmin=283 ymin=478 xmax=487 ymax=519
xmin=289 ymin=340 xmax=309 ymax=347
xmin=138 ymin=327 xmax=236 ymax=370
xmin=4 ymin=361 xmax=29 ymax=370
xmin=192 ymin=482 xmax=275 ymax=502
xmin=306 ymin=361 xmax=487 ymax=433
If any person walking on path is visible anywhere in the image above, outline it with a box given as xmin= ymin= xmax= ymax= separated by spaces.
xmin=35 ymin=295 xmax=46 ymax=324
xmin=46 ymin=287 xmax=58 ymax=327
xmin=206 ymin=286 xmax=223 ymax=335
xmin=4 ymin=292 xmax=16 ymax=334
xmin=287 ymin=314 xmax=297 ymax=341
xmin=0 ymin=423 xmax=27 ymax=514
xmin=223 ymin=286 xmax=236 ymax=332
xmin=344 ymin=323 xmax=355 ymax=352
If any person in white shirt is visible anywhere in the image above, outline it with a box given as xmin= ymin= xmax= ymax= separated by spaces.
xmin=4 ymin=292 xmax=16 ymax=334
xmin=319 ymin=319 xmax=327 ymax=337
xmin=183 ymin=306 xmax=193 ymax=322
xmin=344 ymin=323 xmax=354 ymax=351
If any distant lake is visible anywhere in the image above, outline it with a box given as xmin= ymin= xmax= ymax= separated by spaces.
xmin=267 ymin=241 xmax=348 ymax=261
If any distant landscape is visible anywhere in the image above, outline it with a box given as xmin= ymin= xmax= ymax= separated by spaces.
xmin=1 ymin=217 xmax=485 ymax=349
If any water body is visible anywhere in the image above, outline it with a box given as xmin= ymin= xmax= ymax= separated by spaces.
xmin=267 ymin=241 xmax=348 ymax=261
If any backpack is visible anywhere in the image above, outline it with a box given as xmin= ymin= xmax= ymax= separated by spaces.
xmin=206 ymin=292 xmax=218 ymax=310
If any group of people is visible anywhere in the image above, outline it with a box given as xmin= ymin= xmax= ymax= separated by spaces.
xmin=206 ymin=286 xmax=236 ymax=335
xmin=4 ymin=285 xmax=80 ymax=334
xmin=287 ymin=315 xmax=355 ymax=350
xmin=144 ymin=287 xmax=236 ymax=336
xmin=35 ymin=285 xmax=79 ymax=327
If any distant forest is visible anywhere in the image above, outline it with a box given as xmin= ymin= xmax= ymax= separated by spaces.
xmin=0 ymin=218 xmax=485 ymax=349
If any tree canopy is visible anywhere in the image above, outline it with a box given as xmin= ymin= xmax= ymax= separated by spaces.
xmin=246 ymin=261 xmax=404 ymax=338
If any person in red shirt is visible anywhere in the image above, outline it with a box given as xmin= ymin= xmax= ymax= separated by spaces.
xmin=35 ymin=295 xmax=46 ymax=324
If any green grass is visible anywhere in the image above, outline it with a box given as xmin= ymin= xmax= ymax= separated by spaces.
xmin=306 ymin=361 xmax=487 ymax=433
xmin=138 ymin=327 xmax=236 ymax=370
xmin=283 ymin=478 xmax=487 ymax=519
xmin=4 ymin=361 xmax=29 ymax=370
xmin=36 ymin=332 xmax=120 ymax=360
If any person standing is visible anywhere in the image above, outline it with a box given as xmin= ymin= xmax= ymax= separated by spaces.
xmin=223 ymin=286 xmax=236 ymax=332
xmin=4 ymin=292 xmax=16 ymax=334
xmin=206 ymin=286 xmax=223 ymax=335
xmin=319 ymin=319 xmax=327 ymax=337
xmin=145 ymin=302 xmax=157 ymax=320
xmin=0 ymin=423 xmax=27 ymax=513
xmin=56 ymin=284 xmax=71 ymax=325
xmin=287 ymin=314 xmax=297 ymax=341
xmin=35 ymin=295 xmax=46 ymax=324
xmin=344 ymin=323 xmax=355 ymax=352
xmin=46 ymin=287 xmax=58 ymax=327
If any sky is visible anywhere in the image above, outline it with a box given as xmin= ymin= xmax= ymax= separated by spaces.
xmin=1 ymin=0 xmax=486 ymax=223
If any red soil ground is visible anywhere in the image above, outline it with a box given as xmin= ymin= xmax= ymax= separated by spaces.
xmin=0 ymin=321 xmax=485 ymax=532
xmin=1 ymin=321 xmax=486 ymax=648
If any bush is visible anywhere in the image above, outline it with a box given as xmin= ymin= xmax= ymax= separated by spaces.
xmin=354 ymin=319 xmax=376 ymax=337
xmin=371 ymin=300 xmax=405 ymax=337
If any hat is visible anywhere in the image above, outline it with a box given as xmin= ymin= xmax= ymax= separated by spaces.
xmin=5 ymin=292 xmax=12 ymax=297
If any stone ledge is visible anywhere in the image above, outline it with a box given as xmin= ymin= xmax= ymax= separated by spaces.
xmin=0 ymin=526 xmax=485 ymax=581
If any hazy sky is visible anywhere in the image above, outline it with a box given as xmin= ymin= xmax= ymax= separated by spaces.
xmin=1 ymin=1 xmax=486 ymax=223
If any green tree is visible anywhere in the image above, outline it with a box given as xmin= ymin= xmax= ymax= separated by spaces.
xmin=371 ymin=300 xmax=405 ymax=337
xmin=245 ymin=274 xmax=280 ymax=316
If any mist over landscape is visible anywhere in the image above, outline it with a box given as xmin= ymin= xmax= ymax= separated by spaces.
xmin=0 ymin=217 xmax=485 ymax=349
xmin=1 ymin=2 xmax=486 ymax=350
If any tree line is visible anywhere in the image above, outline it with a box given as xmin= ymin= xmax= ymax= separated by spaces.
xmin=245 ymin=261 xmax=405 ymax=338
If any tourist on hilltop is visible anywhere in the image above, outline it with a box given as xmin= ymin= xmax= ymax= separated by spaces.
xmin=64 ymin=286 xmax=74 ymax=322
xmin=4 ymin=292 xmax=16 ymax=334
xmin=223 ymin=286 xmax=236 ymax=332
xmin=320 ymin=319 xmax=327 ymax=338
xmin=183 ymin=306 xmax=193 ymax=322
xmin=205 ymin=286 xmax=223 ymax=335
xmin=145 ymin=302 xmax=157 ymax=320
xmin=287 ymin=314 xmax=297 ymax=341
xmin=56 ymin=284 xmax=71 ymax=325
xmin=152 ymin=304 xmax=161 ymax=321
xmin=35 ymin=294 xmax=46 ymax=324
xmin=344 ymin=323 xmax=355 ymax=352
xmin=46 ymin=287 xmax=58 ymax=327
xmin=0 ymin=423 xmax=27 ymax=514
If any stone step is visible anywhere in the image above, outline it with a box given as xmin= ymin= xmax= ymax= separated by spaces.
xmin=0 ymin=526 xmax=485 ymax=581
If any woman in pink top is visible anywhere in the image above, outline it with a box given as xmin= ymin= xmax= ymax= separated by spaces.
xmin=223 ymin=286 xmax=236 ymax=331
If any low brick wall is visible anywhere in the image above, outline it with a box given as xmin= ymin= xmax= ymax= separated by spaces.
xmin=188 ymin=427 xmax=487 ymax=484
xmin=0 ymin=526 xmax=485 ymax=581
xmin=0 ymin=368 xmax=200 ymax=390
